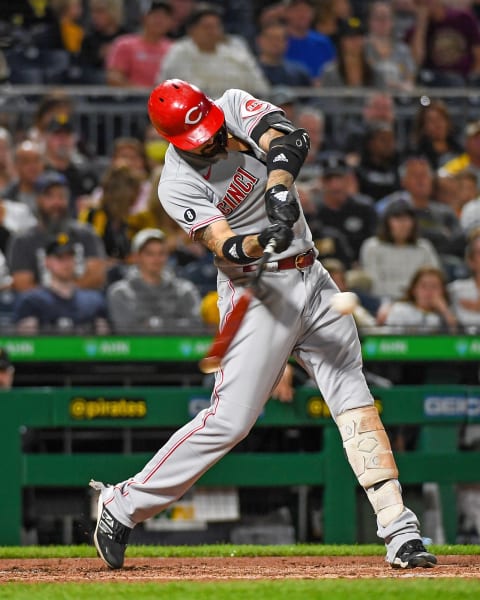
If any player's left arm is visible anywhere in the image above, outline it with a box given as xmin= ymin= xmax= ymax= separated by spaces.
xmin=252 ymin=114 xmax=311 ymax=227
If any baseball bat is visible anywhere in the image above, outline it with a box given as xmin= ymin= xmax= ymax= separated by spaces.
xmin=198 ymin=239 xmax=277 ymax=374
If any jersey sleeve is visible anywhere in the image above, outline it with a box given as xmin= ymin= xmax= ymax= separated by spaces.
xmin=159 ymin=178 xmax=226 ymax=238
xmin=218 ymin=89 xmax=284 ymax=139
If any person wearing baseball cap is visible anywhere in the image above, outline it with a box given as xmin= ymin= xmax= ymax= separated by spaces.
xmin=106 ymin=227 xmax=202 ymax=333
xmin=45 ymin=232 xmax=76 ymax=257
xmin=130 ymin=227 xmax=166 ymax=253
xmin=13 ymin=233 xmax=109 ymax=335
xmin=46 ymin=113 xmax=75 ymax=134
xmin=8 ymin=171 xmax=106 ymax=292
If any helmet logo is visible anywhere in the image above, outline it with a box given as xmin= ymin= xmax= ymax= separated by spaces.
xmin=185 ymin=106 xmax=203 ymax=125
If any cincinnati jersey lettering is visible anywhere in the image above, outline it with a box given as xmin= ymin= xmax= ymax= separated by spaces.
xmin=217 ymin=167 xmax=259 ymax=215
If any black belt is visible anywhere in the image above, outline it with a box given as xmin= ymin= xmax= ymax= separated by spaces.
xmin=242 ymin=249 xmax=315 ymax=273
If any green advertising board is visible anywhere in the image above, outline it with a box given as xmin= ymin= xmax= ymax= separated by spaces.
xmin=0 ymin=334 xmax=479 ymax=362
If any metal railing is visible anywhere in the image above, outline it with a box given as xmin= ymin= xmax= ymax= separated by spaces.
xmin=1 ymin=84 xmax=479 ymax=157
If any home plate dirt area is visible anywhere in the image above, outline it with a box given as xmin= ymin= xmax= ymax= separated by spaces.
xmin=0 ymin=555 xmax=478 ymax=582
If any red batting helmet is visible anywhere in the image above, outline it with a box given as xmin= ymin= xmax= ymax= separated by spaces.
xmin=148 ymin=79 xmax=225 ymax=151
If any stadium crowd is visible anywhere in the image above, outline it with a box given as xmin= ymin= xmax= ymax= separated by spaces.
xmin=1 ymin=0 xmax=480 ymax=336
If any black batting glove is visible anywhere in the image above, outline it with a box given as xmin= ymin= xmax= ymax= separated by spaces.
xmin=258 ymin=222 xmax=294 ymax=253
xmin=265 ymin=184 xmax=300 ymax=228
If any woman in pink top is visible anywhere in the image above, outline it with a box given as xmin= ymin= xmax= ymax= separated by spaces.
xmin=106 ymin=0 xmax=173 ymax=87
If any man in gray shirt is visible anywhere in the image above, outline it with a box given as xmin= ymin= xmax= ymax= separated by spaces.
xmin=107 ymin=228 xmax=202 ymax=333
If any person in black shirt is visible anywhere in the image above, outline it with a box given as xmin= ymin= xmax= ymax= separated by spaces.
xmin=310 ymin=152 xmax=377 ymax=263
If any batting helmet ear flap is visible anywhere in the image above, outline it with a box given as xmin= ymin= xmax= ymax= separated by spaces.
xmin=148 ymin=79 xmax=226 ymax=151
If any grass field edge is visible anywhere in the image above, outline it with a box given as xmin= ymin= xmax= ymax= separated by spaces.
xmin=1 ymin=543 xmax=479 ymax=559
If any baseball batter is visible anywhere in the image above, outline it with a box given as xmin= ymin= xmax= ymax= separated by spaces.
xmin=91 ymin=79 xmax=436 ymax=571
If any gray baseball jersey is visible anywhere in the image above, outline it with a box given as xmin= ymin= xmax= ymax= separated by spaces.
xmin=99 ymin=89 xmax=423 ymax=559
xmin=159 ymin=89 xmax=313 ymax=269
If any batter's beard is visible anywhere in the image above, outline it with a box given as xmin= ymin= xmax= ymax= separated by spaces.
xmin=176 ymin=146 xmax=228 ymax=169
xmin=176 ymin=124 xmax=229 ymax=169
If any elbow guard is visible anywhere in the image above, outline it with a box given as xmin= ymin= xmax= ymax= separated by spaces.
xmin=266 ymin=128 xmax=310 ymax=179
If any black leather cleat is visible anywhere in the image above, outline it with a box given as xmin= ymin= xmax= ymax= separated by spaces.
xmin=93 ymin=493 xmax=131 ymax=569
xmin=390 ymin=539 xmax=437 ymax=569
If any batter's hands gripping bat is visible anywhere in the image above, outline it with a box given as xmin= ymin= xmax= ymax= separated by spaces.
xmin=199 ymin=239 xmax=277 ymax=374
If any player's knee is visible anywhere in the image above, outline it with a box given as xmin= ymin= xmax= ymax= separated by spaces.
xmin=215 ymin=413 xmax=254 ymax=446
xmin=336 ymin=405 xmax=398 ymax=487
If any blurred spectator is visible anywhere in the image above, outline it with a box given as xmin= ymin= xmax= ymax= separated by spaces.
xmin=294 ymin=105 xmax=325 ymax=185
xmin=106 ymin=0 xmax=173 ymax=87
xmin=383 ymin=265 xmax=458 ymax=333
xmin=314 ymin=0 xmax=352 ymax=47
xmin=377 ymin=157 xmax=465 ymax=260
xmin=268 ymin=85 xmax=297 ymax=122
xmin=409 ymin=99 xmax=463 ymax=171
xmin=0 ymin=348 xmax=14 ymax=390
xmin=460 ymin=171 xmax=480 ymax=233
xmin=107 ymin=228 xmax=201 ymax=333
xmin=341 ymin=91 xmax=395 ymax=161
xmin=309 ymin=153 xmax=377 ymax=263
xmin=13 ymin=233 xmax=109 ymax=335
xmin=0 ymin=248 xmax=11 ymax=290
xmin=283 ymin=0 xmax=336 ymax=84
xmin=296 ymin=184 xmax=355 ymax=269
xmin=256 ymin=20 xmax=312 ymax=87
xmin=0 ymin=197 xmax=37 ymax=255
xmin=448 ymin=228 xmax=480 ymax=332
xmin=439 ymin=120 xmax=480 ymax=187
xmin=49 ymin=0 xmax=84 ymax=54
xmin=42 ymin=113 xmax=98 ymax=214
xmin=158 ymin=3 xmax=270 ymax=98
xmin=256 ymin=2 xmax=286 ymax=30
xmin=128 ymin=166 xmax=205 ymax=267
xmin=321 ymin=17 xmax=374 ymax=88
xmin=433 ymin=173 xmax=462 ymax=220
xmin=1 ymin=141 xmax=45 ymax=212
xmin=322 ymin=257 xmax=377 ymax=328
xmin=355 ymin=121 xmax=402 ymax=202
xmin=364 ymin=1 xmax=416 ymax=92
xmin=359 ymin=198 xmax=441 ymax=302
xmin=7 ymin=172 xmax=106 ymax=292
xmin=0 ymin=2 xmax=55 ymax=32
xmin=110 ymin=137 xmax=151 ymax=214
xmin=28 ymin=90 xmax=74 ymax=145
xmin=143 ymin=124 xmax=169 ymax=172
xmin=78 ymin=164 xmax=140 ymax=264
xmin=406 ymin=0 xmax=480 ymax=86
xmin=0 ymin=49 xmax=9 ymax=82
xmin=0 ymin=127 xmax=15 ymax=192
xmin=166 ymin=0 xmax=195 ymax=40
xmin=209 ymin=0 xmax=257 ymax=49
xmin=79 ymin=0 xmax=128 ymax=83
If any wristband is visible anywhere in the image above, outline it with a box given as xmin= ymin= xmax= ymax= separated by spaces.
xmin=222 ymin=235 xmax=257 ymax=265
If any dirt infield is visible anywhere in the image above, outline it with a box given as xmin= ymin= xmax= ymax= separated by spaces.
xmin=0 ymin=555 xmax=478 ymax=582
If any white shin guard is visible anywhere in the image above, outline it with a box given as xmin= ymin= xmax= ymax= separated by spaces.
xmin=336 ymin=406 xmax=404 ymax=527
